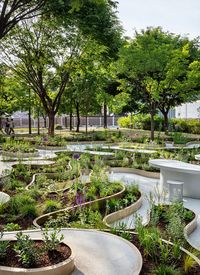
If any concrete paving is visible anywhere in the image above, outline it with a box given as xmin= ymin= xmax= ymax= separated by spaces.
xmin=3 ymin=229 xmax=142 ymax=275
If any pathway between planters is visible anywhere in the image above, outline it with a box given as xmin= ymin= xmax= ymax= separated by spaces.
xmin=110 ymin=172 xmax=200 ymax=251
xmin=3 ymin=228 xmax=142 ymax=275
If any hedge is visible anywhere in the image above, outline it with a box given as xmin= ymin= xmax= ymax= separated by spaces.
xmin=118 ymin=115 xmax=200 ymax=134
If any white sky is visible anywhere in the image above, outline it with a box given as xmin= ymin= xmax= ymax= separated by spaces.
xmin=117 ymin=0 xmax=200 ymax=39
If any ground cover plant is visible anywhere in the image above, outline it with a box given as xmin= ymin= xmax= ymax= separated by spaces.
xmin=111 ymin=202 xmax=199 ymax=275
xmin=2 ymin=139 xmax=36 ymax=153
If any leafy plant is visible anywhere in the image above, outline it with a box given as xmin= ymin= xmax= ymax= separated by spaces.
xmin=42 ymin=227 xmax=64 ymax=251
xmin=4 ymin=223 xmax=21 ymax=231
xmin=43 ymin=200 xmax=61 ymax=214
xmin=184 ymin=251 xmax=199 ymax=273
xmin=0 ymin=231 xmax=9 ymax=258
xmin=153 ymin=264 xmax=181 ymax=275
xmin=14 ymin=232 xmax=39 ymax=267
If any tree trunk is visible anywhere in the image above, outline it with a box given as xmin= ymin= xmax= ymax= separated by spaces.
xmin=85 ymin=113 xmax=88 ymax=134
xmin=163 ymin=111 xmax=169 ymax=134
xmin=103 ymin=103 xmax=107 ymax=129
xmin=48 ymin=111 xmax=55 ymax=136
xmin=64 ymin=116 xmax=68 ymax=128
xmin=28 ymin=106 xmax=32 ymax=135
xmin=130 ymin=112 xmax=133 ymax=129
xmin=69 ymin=112 xmax=73 ymax=131
xmin=43 ymin=116 xmax=47 ymax=128
xmin=37 ymin=109 xmax=40 ymax=135
xmin=76 ymin=103 xmax=80 ymax=132
xmin=150 ymin=111 xmax=155 ymax=141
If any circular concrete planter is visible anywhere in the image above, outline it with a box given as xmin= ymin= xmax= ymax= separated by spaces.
xmin=33 ymin=183 xmax=125 ymax=228
xmin=0 ymin=242 xmax=75 ymax=275
xmin=103 ymin=194 xmax=142 ymax=229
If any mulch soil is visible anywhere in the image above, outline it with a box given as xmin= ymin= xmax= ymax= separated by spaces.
xmin=0 ymin=240 xmax=71 ymax=268
xmin=131 ymin=234 xmax=200 ymax=275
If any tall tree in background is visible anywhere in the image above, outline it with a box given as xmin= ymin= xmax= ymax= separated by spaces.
xmin=117 ymin=27 xmax=200 ymax=139
xmin=1 ymin=19 xmax=79 ymax=135
xmin=0 ymin=0 xmax=110 ymax=40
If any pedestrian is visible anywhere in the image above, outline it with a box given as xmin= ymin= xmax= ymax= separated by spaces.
xmin=9 ymin=118 xmax=15 ymax=135
xmin=5 ymin=118 xmax=10 ymax=135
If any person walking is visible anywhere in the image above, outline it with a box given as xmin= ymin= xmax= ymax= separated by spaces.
xmin=9 ymin=118 xmax=15 ymax=135
xmin=5 ymin=118 xmax=10 ymax=135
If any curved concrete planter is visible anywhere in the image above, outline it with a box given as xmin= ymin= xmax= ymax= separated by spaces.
xmin=103 ymin=194 xmax=143 ymax=229
xmin=2 ymin=151 xmax=39 ymax=158
xmin=33 ymin=183 xmax=125 ymax=228
xmin=0 ymin=241 xmax=75 ymax=275
xmin=26 ymin=172 xmax=74 ymax=193
xmin=184 ymin=212 xmax=199 ymax=249
xmin=110 ymin=167 xmax=160 ymax=179
xmin=36 ymin=145 xmax=67 ymax=150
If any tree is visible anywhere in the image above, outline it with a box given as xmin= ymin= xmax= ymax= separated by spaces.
xmin=1 ymin=19 xmax=79 ymax=135
xmin=59 ymin=36 xmax=106 ymax=132
xmin=0 ymin=0 xmax=108 ymax=40
xmin=0 ymin=0 xmax=44 ymax=40
xmin=117 ymin=27 xmax=200 ymax=139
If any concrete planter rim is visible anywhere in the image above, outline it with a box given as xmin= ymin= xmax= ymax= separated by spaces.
xmin=0 ymin=240 xmax=75 ymax=274
xmin=103 ymin=194 xmax=143 ymax=229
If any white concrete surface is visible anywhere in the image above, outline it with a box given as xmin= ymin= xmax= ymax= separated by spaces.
xmin=2 ymin=229 xmax=142 ymax=275
xmin=149 ymin=159 xmax=200 ymax=199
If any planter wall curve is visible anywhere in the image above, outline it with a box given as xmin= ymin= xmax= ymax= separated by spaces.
xmin=110 ymin=167 xmax=160 ymax=179
xmin=33 ymin=183 xmax=125 ymax=228
xmin=103 ymin=194 xmax=143 ymax=229
xmin=2 ymin=151 xmax=39 ymax=158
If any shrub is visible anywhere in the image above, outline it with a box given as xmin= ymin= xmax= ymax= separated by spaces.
xmin=20 ymin=204 xmax=38 ymax=219
xmin=14 ymin=232 xmax=39 ymax=267
xmin=4 ymin=223 xmax=21 ymax=231
xmin=0 ymin=232 xmax=9 ymax=259
xmin=43 ymin=200 xmax=61 ymax=214
xmin=42 ymin=227 xmax=64 ymax=251
xmin=153 ymin=264 xmax=181 ymax=275
xmin=118 ymin=114 xmax=164 ymax=131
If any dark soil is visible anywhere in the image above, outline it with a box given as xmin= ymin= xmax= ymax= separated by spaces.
xmin=0 ymin=240 xmax=71 ymax=268
xmin=131 ymin=234 xmax=200 ymax=275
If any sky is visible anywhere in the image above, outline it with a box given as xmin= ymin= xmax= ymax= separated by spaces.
xmin=117 ymin=0 xmax=200 ymax=39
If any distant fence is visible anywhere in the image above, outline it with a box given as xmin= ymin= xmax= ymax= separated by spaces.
xmin=6 ymin=115 xmax=123 ymax=129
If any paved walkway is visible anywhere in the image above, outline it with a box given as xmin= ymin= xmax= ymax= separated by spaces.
xmin=3 ymin=229 xmax=142 ymax=275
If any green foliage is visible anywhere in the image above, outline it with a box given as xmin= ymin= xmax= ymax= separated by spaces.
xmin=153 ymin=264 xmax=181 ymax=275
xmin=4 ymin=223 xmax=21 ymax=231
xmin=42 ymin=227 xmax=64 ymax=251
xmin=112 ymin=222 xmax=132 ymax=241
xmin=106 ymin=184 xmax=139 ymax=214
xmin=184 ymin=251 xmax=199 ymax=273
xmin=14 ymin=232 xmax=39 ymax=268
xmin=7 ymin=193 xmax=36 ymax=216
xmin=169 ymin=132 xmax=188 ymax=144
xmin=118 ymin=114 xmax=163 ymax=130
xmin=43 ymin=200 xmax=61 ymax=214
xmin=3 ymin=178 xmax=25 ymax=192
xmin=20 ymin=204 xmax=38 ymax=219
xmin=0 ymin=232 xmax=9 ymax=258
xmin=2 ymin=140 xmax=36 ymax=153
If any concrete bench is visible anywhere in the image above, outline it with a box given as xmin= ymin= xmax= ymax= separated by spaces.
xmin=149 ymin=159 xmax=200 ymax=199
